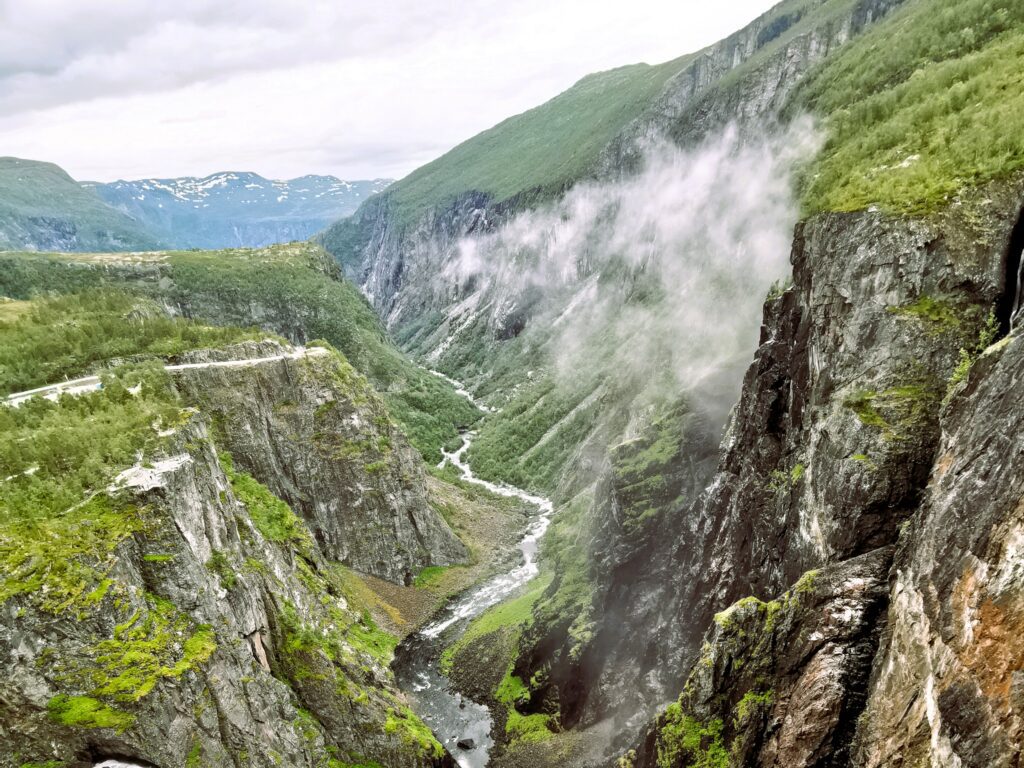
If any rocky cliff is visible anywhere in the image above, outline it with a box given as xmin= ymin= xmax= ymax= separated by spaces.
xmin=852 ymin=284 xmax=1024 ymax=765
xmin=172 ymin=341 xmax=466 ymax=583
xmin=618 ymin=182 xmax=1024 ymax=767
xmin=1 ymin=342 xmax=463 ymax=768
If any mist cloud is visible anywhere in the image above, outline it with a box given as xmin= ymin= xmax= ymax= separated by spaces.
xmin=446 ymin=120 xmax=820 ymax=426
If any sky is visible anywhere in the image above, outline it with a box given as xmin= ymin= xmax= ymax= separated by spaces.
xmin=0 ymin=0 xmax=780 ymax=183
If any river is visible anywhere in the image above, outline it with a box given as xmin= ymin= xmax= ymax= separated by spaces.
xmin=393 ymin=432 xmax=554 ymax=768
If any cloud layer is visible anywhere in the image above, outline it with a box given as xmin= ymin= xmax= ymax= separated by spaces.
xmin=0 ymin=0 xmax=779 ymax=181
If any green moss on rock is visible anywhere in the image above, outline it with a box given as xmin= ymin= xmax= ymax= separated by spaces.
xmin=46 ymin=694 xmax=134 ymax=732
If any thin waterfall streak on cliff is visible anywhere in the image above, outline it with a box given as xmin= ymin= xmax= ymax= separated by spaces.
xmin=445 ymin=119 xmax=821 ymax=421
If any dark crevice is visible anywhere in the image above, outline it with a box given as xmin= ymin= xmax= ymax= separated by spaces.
xmin=996 ymin=205 xmax=1024 ymax=336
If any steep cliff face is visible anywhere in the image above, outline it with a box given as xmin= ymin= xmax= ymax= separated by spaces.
xmin=601 ymin=0 xmax=903 ymax=170
xmin=628 ymin=548 xmax=892 ymax=768
xmin=852 ymin=305 xmax=1024 ymax=766
xmin=497 ymin=180 xmax=1022 ymax=764
xmin=1 ymin=343 xmax=461 ymax=768
xmin=172 ymin=341 xmax=466 ymax=584
xmin=609 ymin=183 xmax=1024 ymax=766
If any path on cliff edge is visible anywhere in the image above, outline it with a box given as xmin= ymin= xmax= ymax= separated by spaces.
xmin=2 ymin=345 xmax=330 ymax=406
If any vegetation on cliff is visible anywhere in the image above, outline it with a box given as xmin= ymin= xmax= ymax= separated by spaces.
xmin=0 ymin=289 xmax=263 ymax=394
xmin=0 ymin=244 xmax=479 ymax=462
xmin=794 ymin=0 xmax=1024 ymax=213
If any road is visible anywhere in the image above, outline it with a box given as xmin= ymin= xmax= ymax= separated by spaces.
xmin=3 ymin=346 xmax=329 ymax=407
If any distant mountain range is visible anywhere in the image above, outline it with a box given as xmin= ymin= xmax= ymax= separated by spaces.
xmin=0 ymin=156 xmax=391 ymax=253
xmin=85 ymin=172 xmax=392 ymax=249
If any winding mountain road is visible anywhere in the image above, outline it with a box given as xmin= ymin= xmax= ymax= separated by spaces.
xmin=3 ymin=345 xmax=329 ymax=407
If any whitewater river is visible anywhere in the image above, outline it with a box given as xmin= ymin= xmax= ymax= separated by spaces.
xmin=393 ymin=432 xmax=554 ymax=768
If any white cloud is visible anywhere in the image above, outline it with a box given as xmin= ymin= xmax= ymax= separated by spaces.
xmin=446 ymin=120 xmax=821 ymax=425
xmin=0 ymin=0 xmax=780 ymax=181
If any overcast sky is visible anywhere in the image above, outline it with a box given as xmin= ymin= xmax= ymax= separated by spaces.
xmin=0 ymin=1 xmax=779 ymax=182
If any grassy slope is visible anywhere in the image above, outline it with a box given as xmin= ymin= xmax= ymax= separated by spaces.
xmin=792 ymin=0 xmax=1024 ymax=213
xmin=0 ymin=290 xmax=266 ymax=394
xmin=0 ymin=157 xmax=161 ymax=251
xmin=322 ymin=0 xmax=878 ymax=249
xmin=0 ymin=245 xmax=479 ymax=462
xmin=385 ymin=57 xmax=692 ymax=226
xmin=325 ymin=0 xmax=1024 ymax=253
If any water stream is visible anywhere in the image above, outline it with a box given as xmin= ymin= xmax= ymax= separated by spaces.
xmin=393 ymin=432 xmax=554 ymax=768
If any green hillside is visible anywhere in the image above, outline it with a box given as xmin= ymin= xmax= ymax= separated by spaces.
xmin=792 ymin=0 xmax=1024 ymax=213
xmin=324 ymin=0 xmax=1024 ymax=252
xmin=0 ymin=158 xmax=161 ymax=251
xmin=0 ymin=244 xmax=479 ymax=462
xmin=321 ymin=0 xmax=875 ymax=248
xmin=385 ymin=58 xmax=693 ymax=225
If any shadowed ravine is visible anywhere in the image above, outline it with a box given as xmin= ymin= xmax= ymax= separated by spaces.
xmin=393 ymin=432 xmax=554 ymax=768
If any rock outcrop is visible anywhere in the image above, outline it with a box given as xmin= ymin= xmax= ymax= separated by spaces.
xmin=606 ymin=185 xmax=1024 ymax=764
xmin=629 ymin=547 xmax=892 ymax=768
xmin=0 ymin=343 xmax=460 ymax=768
xmin=502 ymin=180 xmax=1023 ymax=763
xmin=172 ymin=340 xmax=467 ymax=584
xmin=853 ymin=315 xmax=1024 ymax=766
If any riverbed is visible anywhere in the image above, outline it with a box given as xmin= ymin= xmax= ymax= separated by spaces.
xmin=393 ymin=432 xmax=554 ymax=768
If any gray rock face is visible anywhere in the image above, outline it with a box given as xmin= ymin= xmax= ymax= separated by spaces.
xmin=523 ymin=192 xmax=1014 ymax=734
xmin=852 ymin=324 xmax=1024 ymax=766
xmin=0 ymin=343 xmax=459 ymax=768
xmin=601 ymin=0 xmax=906 ymax=173
xmin=0 ymin=420 xmax=450 ymax=768
xmin=172 ymin=340 xmax=467 ymax=583
xmin=629 ymin=547 xmax=893 ymax=768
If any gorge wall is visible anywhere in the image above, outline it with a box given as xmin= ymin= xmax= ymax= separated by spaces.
xmin=2 ymin=341 xmax=462 ymax=768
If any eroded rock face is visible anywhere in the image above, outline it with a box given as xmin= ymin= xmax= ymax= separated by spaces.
xmin=172 ymin=340 xmax=467 ymax=584
xmin=512 ymin=403 xmax=723 ymax=734
xmin=852 ymin=328 xmax=1024 ymax=767
xmin=602 ymin=0 xmax=906 ymax=173
xmin=629 ymin=547 xmax=892 ymax=768
xmin=532 ymin=196 xmax=1016 ymax=745
xmin=0 ymin=414 xmax=451 ymax=768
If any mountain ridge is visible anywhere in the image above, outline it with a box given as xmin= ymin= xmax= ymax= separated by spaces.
xmin=0 ymin=156 xmax=162 ymax=252
xmin=86 ymin=171 xmax=392 ymax=249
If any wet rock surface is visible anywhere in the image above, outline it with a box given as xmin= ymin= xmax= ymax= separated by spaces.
xmin=520 ymin=195 xmax=1014 ymax=753
xmin=630 ymin=547 xmax=892 ymax=768
xmin=605 ymin=185 xmax=1024 ymax=765
xmin=853 ymin=325 xmax=1024 ymax=767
